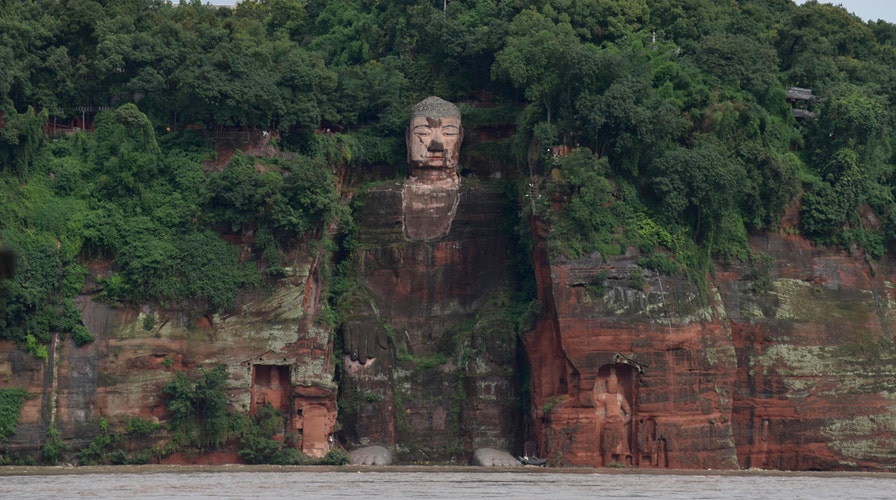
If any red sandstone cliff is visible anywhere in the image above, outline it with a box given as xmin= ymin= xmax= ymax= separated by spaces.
xmin=4 ymin=179 xmax=896 ymax=469
xmin=2 ymin=245 xmax=339 ymax=461
xmin=524 ymin=230 xmax=896 ymax=470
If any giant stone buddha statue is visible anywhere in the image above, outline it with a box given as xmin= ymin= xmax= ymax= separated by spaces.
xmin=341 ymin=96 xmax=520 ymax=462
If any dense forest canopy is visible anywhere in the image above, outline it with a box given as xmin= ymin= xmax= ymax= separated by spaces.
xmin=2 ymin=0 xmax=896 ymax=351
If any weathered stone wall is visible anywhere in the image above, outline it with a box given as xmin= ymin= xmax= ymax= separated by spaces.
xmin=5 ymin=169 xmax=896 ymax=469
xmin=2 ymin=250 xmax=338 ymax=460
xmin=524 ymin=244 xmax=739 ymax=468
xmin=723 ymin=234 xmax=896 ymax=471
xmin=524 ymin=231 xmax=896 ymax=470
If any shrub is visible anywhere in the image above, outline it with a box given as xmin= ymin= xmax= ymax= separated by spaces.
xmin=126 ymin=418 xmax=161 ymax=437
xmin=42 ymin=426 xmax=64 ymax=464
xmin=320 ymin=448 xmax=350 ymax=465
xmin=238 ymin=404 xmax=286 ymax=464
xmin=79 ymin=418 xmax=113 ymax=465
xmin=164 ymin=366 xmax=235 ymax=450
xmin=639 ymin=254 xmax=679 ymax=275
xmin=0 ymin=388 xmax=30 ymax=441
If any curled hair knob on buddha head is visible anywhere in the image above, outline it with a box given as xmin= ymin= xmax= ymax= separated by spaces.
xmin=409 ymin=96 xmax=461 ymax=119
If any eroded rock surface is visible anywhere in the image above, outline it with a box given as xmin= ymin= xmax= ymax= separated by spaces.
xmin=3 ymin=249 xmax=339 ymax=460
xmin=523 ymin=232 xmax=896 ymax=470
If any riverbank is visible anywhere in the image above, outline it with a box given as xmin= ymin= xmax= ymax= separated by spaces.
xmin=3 ymin=464 xmax=896 ymax=478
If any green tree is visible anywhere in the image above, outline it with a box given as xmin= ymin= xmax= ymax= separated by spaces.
xmin=334 ymin=57 xmax=409 ymax=130
xmin=207 ymin=153 xmax=264 ymax=231
xmin=0 ymin=106 xmax=47 ymax=174
xmin=800 ymin=84 xmax=893 ymax=242
xmin=776 ymin=2 xmax=876 ymax=88
xmin=90 ymin=104 xmax=160 ymax=200
xmin=492 ymin=7 xmax=581 ymax=124
xmin=574 ymin=41 xmax=687 ymax=174
xmin=564 ymin=0 xmax=650 ymax=43
xmin=551 ymin=148 xmax=619 ymax=257
xmin=164 ymin=366 xmax=235 ymax=450
xmin=693 ymin=32 xmax=781 ymax=106
xmin=650 ymin=142 xmax=746 ymax=241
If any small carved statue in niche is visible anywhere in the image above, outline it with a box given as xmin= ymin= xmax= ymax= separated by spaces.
xmin=403 ymin=96 xmax=463 ymax=241
xmin=637 ymin=417 xmax=667 ymax=467
xmin=595 ymin=366 xmax=632 ymax=466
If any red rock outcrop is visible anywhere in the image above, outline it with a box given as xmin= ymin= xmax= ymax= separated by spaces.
xmin=5 ymin=175 xmax=896 ymax=470
xmin=723 ymin=234 xmax=896 ymax=471
xmin=2 ymin=247 xmax=339 ymax=460
xmin=525 ymin=229 xmax=896 ymax=470
xmin=525 ymin=243 xmax=739 ymax=468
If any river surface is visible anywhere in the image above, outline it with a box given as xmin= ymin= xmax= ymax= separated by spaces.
xmin=3 ymin=466 xmax=896 ymax=499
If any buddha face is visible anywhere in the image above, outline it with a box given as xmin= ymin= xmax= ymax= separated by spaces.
xmin=407 ymin=115 xmax=462 ymax=171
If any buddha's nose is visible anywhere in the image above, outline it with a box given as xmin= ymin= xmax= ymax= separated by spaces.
xmin=428 ymin=138 xmax=445 ymax=151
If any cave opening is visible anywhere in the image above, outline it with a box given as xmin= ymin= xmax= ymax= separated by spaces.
xmin=250 ymin=364 xmax=290 ymax=415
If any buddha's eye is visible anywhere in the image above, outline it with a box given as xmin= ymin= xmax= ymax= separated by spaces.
xmin=442 ymin=127 xmax=459 ymax=137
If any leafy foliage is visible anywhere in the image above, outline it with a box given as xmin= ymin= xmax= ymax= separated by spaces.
xmin=163 ymin=370 xmax=348 ymax=465
xmin=126 ymin=417 xmax=161 ymax=437
xmin=0 ymin=388 xmax=29 ymax=441
xmin=41 ymin=425 xmax=64 ymax=464
xmin=164 ymin=366 xmax=235 ymax=451
xmin=237 ymin=403 xmax=289 ymax=464
xmin=2 ymin=0 xmax=896 ymax=355
xmin=79 ymin=417 xmax=114 ymax=465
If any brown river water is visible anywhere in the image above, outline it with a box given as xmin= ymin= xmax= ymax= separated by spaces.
xmin=2 ymin=465 xmax=896 ymax=499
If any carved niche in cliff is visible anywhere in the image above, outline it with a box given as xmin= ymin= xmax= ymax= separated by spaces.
xmin=251 ymin=364 xmax=290 ymax=414
xmin=249 ymin=362 xmax=337 ymax=458
xmin=592 ymin=363 xmax=668 ymax=468
xmin=594 ymin=364 xmax=634 ymax=466
xmin=402 ymin=96 xmax=463 ymax=241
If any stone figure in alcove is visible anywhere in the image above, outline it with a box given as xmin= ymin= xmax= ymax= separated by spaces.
xmin=595 ymin=366 xmax=632 ymax=466
xmin=637 ymin=417 xmax=668 ymax=467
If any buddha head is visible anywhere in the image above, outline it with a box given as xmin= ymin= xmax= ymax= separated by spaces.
xmin=406 ymin=97 xmax=462 ymax=179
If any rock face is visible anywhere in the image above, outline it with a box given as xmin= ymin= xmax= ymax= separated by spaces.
xmin=724 ymin=235 xmax=896 ymax=470
xmin=3 ymin=248 xmax=339 ymax=460
xmin=4 ymin=206 xmax=896 ymax=469
xmin=524 ymin=232 xmax=896 ymax=470
xmin=525 ymin=243 xmax=739 ymax=468
xmin=4 ymin=97 xmax=896 ymax=469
